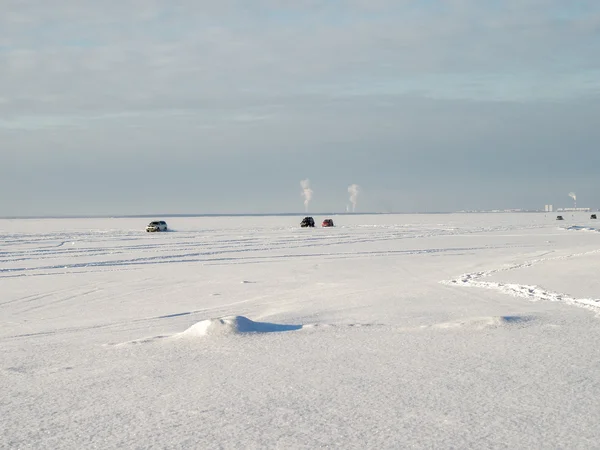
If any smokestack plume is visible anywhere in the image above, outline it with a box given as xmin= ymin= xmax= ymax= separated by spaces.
xmin=300 ymin=179 xmax=313 ymax=212
xmin=348 ymin=184 xmax=360 ymax=212
xmin=569 ymin=192 xmax=577 ymax=209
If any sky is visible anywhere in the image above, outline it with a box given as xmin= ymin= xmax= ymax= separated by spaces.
xmin=1 ymin=0 xmax=600 ymax=216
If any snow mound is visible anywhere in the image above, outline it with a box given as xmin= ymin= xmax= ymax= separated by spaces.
xmin=432 ymin=315 xmax=535 ymax=330
xmin=566 ymin=226 xmax=599 ymax=232
xmin=303 ymin=322 xmax=383 ymax=329
xmin=178 ymin=316 xmax=302 ymax=337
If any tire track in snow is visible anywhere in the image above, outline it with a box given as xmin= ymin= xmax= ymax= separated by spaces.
xmin=442 ymin=249 xmax=600 ymax=314
xmin=0 ymin=245 xmax=505 ymax=277
xmin=0 ymin=222 xmax=542 ymax=278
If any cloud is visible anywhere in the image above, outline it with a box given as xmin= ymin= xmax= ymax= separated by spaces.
xmin=1 ymin=1 xmax=600 ymax=215
xmin=2 ymin=0 xmax=599 ymax=121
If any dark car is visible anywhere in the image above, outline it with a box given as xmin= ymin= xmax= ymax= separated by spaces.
xmin=300 ymin=216 xmax=315 ymax=227
xmin=321 ymin=219 xmax=334 ymax=227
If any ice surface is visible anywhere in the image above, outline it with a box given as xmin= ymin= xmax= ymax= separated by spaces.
xmin=2 ymin=213 xmax=600 ymax=449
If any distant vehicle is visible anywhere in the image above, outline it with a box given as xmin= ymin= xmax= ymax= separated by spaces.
xmin=556 ymin=215 xmax=564 ymax=221
xmin=300 ymin=217 xmax=315 ymax=228
xmin=146 ymin=220 xmax=168 ymax=232
xmin=321 ymin=219 xmax=334 ymax=227
xmin=591 ymin=214 xmax=597 ymax=219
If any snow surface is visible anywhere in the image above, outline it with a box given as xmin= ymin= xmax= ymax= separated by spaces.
xmin=2 ymin=213 xmax=600 ymax=449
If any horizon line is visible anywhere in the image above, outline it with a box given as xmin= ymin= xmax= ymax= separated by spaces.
xmin=1 ymin=211 xmax=450 ymax=220
xmin=0 ymin=209 xmax=573 ymax=220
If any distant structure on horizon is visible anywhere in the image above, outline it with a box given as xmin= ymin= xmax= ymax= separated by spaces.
xmin=557 ymin=207 xmax=591 ymax=212
xmin=544 ymin=204 xmax=553 ymax=212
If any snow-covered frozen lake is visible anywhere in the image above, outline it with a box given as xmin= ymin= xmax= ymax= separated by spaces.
xmin=2 ymin=213 xmax=600 ymax=449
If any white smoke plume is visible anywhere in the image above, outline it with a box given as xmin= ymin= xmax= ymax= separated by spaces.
xmin=348 ymin=184 xmax=360 ymax=212
xmin=569 ymin=192 xmax=577 ymax=208
xmin=300 ymin=179 xmax=313 ymax=212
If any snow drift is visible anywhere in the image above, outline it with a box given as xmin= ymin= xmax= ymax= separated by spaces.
xmin=432 ymin=315 xmax=535 ymax=330
xmin=566 ymin=226 xmax=599 ymax=232
xmin=177 ymin=315 xmax=303 ymax=337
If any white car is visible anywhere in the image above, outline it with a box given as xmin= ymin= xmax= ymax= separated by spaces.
xmin=146 ymin=220 xmax=168 ymax=232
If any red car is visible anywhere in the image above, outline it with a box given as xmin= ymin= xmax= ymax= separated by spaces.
xmin=321 ymin=219 xmax=334 ymax=227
